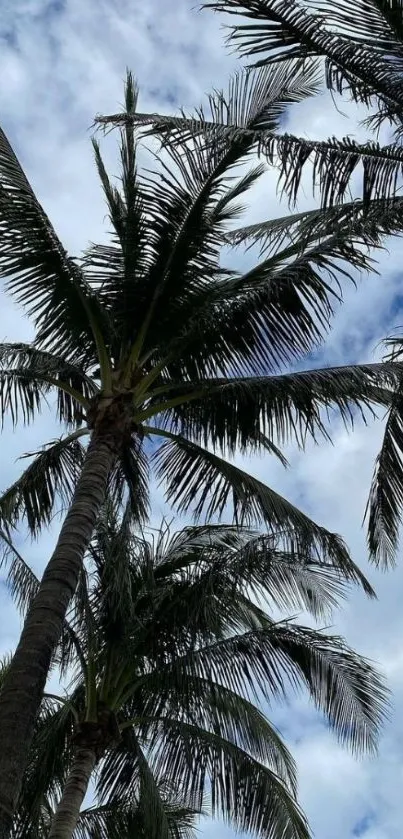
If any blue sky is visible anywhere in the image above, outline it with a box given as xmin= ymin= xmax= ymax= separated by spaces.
xmin=2 ymin=2 xmax=403 ymax=838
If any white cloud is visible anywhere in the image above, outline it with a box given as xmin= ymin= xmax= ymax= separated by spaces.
xmin=1 ymin=2 xmax=403 ymax=838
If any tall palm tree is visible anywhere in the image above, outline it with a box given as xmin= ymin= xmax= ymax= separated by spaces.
xmin=196 ymin=0 xmax=403 ymax=205
xmin=1 ymin=510 xmax=387 ymax=839
xmin=0 ymin=67 xmax=400 ymax=833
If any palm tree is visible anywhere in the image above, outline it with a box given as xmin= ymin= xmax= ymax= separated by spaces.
xmin=0 ymin=67 xmax=400 ymax=833
xmin=1 ymin=510 xmax=387 ymax=839
xmin=195 ymin=0 xmax=403 ymax=205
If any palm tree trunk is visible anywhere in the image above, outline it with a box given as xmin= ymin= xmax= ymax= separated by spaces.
xmin=48 ymin=747 xmax=97 ymax=839
xmin=0 ymin=432 xmax=117 ymax=839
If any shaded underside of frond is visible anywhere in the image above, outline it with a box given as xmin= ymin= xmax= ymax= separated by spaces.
xmin=366 ymin=377 xmax=403 ymax=567
xmin=164 ymin=621 xmax=388 ymax=755
xmin=203 ymin=0 xmax=403 ymax=112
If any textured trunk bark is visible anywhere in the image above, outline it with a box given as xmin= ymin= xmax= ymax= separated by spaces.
xmin=48 ymin=747 xmax=97 ymax=839
xmin=0 ymin=433 xmax=116 ymax=839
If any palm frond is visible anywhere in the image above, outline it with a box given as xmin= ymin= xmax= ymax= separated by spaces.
xmin=76 ymin=794 xmax=200 ymax=839
xmin=97 ymin=76 xmax=403 ymax=206
xmin=145 ymin=520 xmax=373 ymax=616
xmin=150 ymin=427 xmax=363 ymax=573
xmin=0 ymin=429 xmax=88 ymax=533
xmin=165 ymin=621 xmax=388 ymax=754
xmin=0 ymin=128 xmax=109 ymax=361
xmin=0 ymin=342 xmax=96 ymax=428
xmin=14 ymin=697 xmax=76 ymax=838
xmin=110 ymin=433 xmax=150 ymax=525
xmin=96 ymin=60 xmax=321 ymax=137
xmin=158 ymin=363 xmax=400 ymax=456
xmin=228 ymin=197 xmax=403 ymax=254
xmin=366 ymin=342 xmax=403 ymax=566
xmin=98 ymin=729 xmax=173 ymax=839
xmin=90 ymin=77 xmax=154 ymax=355
xmin=0 ymin=529 xmax=40 ymax=615
xmin=204 ymin=0 xmax=403 ymax=113
xmin=149 ymin=719 xmax=309 ymax=839
xmin=129 ymin=677 xmax=297 ymax=794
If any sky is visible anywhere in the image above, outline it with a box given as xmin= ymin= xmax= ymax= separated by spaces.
xmin=1 ymin=1 xmax=403 ymax=838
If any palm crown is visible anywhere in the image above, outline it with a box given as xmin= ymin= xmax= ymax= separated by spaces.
xmin=3 ymin=510 xmax=387 ymax=839
xmin=3 ymin=69 xmax=403 ymax=553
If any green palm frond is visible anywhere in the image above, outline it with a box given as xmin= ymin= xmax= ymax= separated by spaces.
xmin=0 ymin=129 xmax=109 ymax=361
xmin=366 ymin=337 xmax=403 ymax=566
xmin=112 ymin=434 xmax=150 ymax=524
xmin=201 ymin=0 xmax=403 ymax=201
xmin=145 ymin=519 xmax=374 ymax=614
xmin=0 ymin=342 xmax=96 ymax=428
xmin=75 ymin=794 xmax=200 ymax=839
xmin=127 ymin=678 xmax=297 ymax=794
xmin=147 ymin=720 xmax=309 ymax=839
xmin=150 ymin=427 xmax=358 ymax=568
xmin=0 ymin=529 xmax=39 ymax=615
xmin=204 ymin=0 xmax=403 ymax=112
xmin=96 ymin=60 xmax=321 ymax=136
xmin=160 ymin=363 xmax=399 ymax=455
xmin=168 ymin=621 xmax=388 ymax=755
xmin=161 ymin=210 xmax=399 ymax=381
xmin=13 ymin=696 xmax=76 ymax=839
xmin=228 ymin=198 xmax=403 ymax=254
xmin=99 ymin=721 xmax=308 ymax=839
xmin=96 ymin=67 xmax=403 ymax=205
xmin=0 ymin=429 xmax=88 ymax=533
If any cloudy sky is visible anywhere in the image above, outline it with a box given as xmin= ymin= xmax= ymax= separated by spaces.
xmin=1 ymin=2 xmax=403 ymax=838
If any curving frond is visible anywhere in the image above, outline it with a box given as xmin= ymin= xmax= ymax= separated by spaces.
xmin=0 ymin=529 xmax=40 ymax=615
xmin=201 ymin=0 xmax=403 ymax=202
xmin=228 ymin=197 xmax=403 ymax=254
xmin=148 ymin=719 xmax=309 ymax=839
xmin=366 ymin=342 xmax=403 ymax=566
xmin=12 ymin=696 xmax=76 ymax=839
xmin=150 ymin=427 xmax=360 ymax=570
xmin=0 ymin=342 xmax=97 ymax=429
xmin=157 ymin=363 xmax=399 ymax=456
xmin=110 ymin=433 xmax=150 ymax=525
xmin=203 ymin=0 xmax=403 ymax=114
xmin=0 ymin=429 xmax=89 ymax=533
xmin=126 ymin=677 xmax=297 ymax=794
xmin=0 ymin=129 xmax=110 ymax=362
xmin=76 ymin=794 xmax=200 ymax=839
xmin=164 ymin=620 xmax=388 ymax=755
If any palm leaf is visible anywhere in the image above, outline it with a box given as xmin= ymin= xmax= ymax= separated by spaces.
xmin=0 ymin=342 xmax=96 ymax=428
xmin=98 ymin=729 xmax=173 ymax=839
xmin=149 ymin=427 xmax=365 ymax=574
xmin=164 ymin=620 xmax=388 ymax=754
xmin=126 ymin=677 xmax=297 ymax=794
xmin=76 ymin=794 xmax=200 ymax=839
xmin=0 ymin=529 xmax=40 ymax=615
xmin=142 ymin=520 xmax=373 ymax=616
xmin=147 ymin=719 xmax=309 ymax=839
xmin=204 ymin=0 xmax=403 ymax=112
xmin=366 ymin=338 xmax=403 ymax=566
xmin=0 ymin=128 xmax=109 ymax=361
xmin=158 ymin=363 xmax=400 ymax=455
xmin=0 ymin=429 xmax=89 ymax=533
xmin=228 ymin=197 xmax=403 ymax=254
xmin=201 ymin=0 xmax=403 ymax=201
